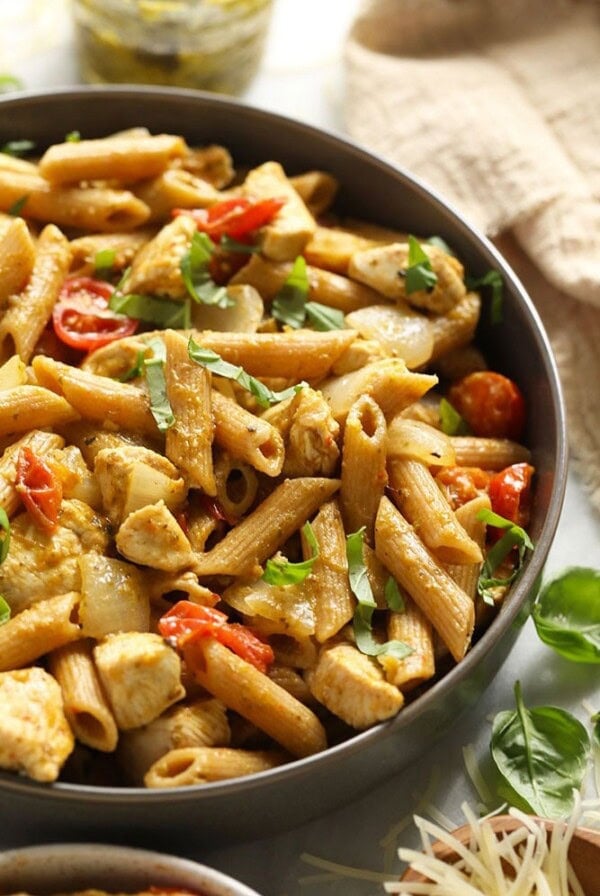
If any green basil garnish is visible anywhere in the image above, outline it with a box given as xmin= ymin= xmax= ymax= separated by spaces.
xmin=262 ymin=522 xmax=319 ymax=586
xmin=65 ymin=130 xmax=81 ymax=143
xmin=466 ymin=269 xmax=504 ymax=324
xmin=403 ymin=235 xmax=438 ymax=294
xmin=0 ymin=508 xmax=10 ymax=564
xmin=94 ymin=248 xmax=117 ymax=277
xmin=0 ymin=595 xmax=10 ymax=625
xmin=118 ymin=350 xmax=146 ymax=383
xmin=346 ymin=528 xmax=413 ymax=660
xmin=427 ymin=235 xmax=455 ymax=256
xmin=1 ymin=138 xmax=35 ymax=157
xmin=532 ymin=567 xmax=600 ymax=664
xmin=490 ymin=681 xmax=590 ymax=817
xmin=188 ymin=338 xmax=305 ymax=409
xmin=8 ymin=195 xmax=29 ymax=217
xmin=109 ymin=292 xmax=191 ymax=330
xmin=439 ymin=397 xmax=470 ymax=436
xmin=144 ymin=338 xmax=174 ymax=432
xmin=272 ymin=256 xmax=345 ymax=331
xmin=384 ymin=576 xmax=405 ymax=613
xmin=180 ymin=231 xmax=233 ymax=309
xmin=220 ymin=235 xmax=259 ymax=254
xmin=476 ymin=508 xmax=534 ymax=605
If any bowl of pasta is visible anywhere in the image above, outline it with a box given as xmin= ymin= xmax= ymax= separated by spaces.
xmin=0 ymin=842 xmax=262 ymax=896
xmin=0 ymin=86 xmax=567 ymax=846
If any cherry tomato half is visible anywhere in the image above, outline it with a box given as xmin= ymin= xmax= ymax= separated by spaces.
xmin=173 ymin=196 xmax=286 ymax=242
xmin=435 ymin=466 xmax=492 ymax=510
xmin=15 ymin=446 xmax=63 ymax=533
xmin=447 ymin=371 xmax=526 ymax=440
xmin=489 ymin=462 xmax=534 ymax=528
xmin=52 ymin=276 xmax=138 ymax=351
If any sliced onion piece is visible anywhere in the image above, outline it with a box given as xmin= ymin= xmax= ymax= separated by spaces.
xmin=346 ymin=303 xmax=434 ymax=369
xmin=386 ymin=417 xmax=456 ymax=467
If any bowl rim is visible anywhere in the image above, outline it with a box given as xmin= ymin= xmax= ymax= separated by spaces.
xmin=0 ymin=84 xmax=569 ymax=805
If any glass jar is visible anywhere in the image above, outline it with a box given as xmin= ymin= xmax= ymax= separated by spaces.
xmin=71 ymin=0 xmax=274 ymax=95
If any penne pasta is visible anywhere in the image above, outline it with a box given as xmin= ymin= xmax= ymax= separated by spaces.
xmin=340 ymin=394 xmax=388 ymax=543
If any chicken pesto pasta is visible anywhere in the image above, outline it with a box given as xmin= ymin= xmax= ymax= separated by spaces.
xmin=0 ymin=130 xmax=535 ymax=787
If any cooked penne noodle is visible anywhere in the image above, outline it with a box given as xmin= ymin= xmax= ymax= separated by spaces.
xmin=213 ymin=452 xmax=258 ymax=520
xmin=378 ymin=599 xmax=435 ymax=692
xmin=302 ymin=224 xmax=377 ymax=274
xmin=69 ymin=229 xmax=154 ymax=277
xmin=304 ymin=499 xmax=355 ymax=642
xmin=340 ymin=394 xmax=387 ymax=543
xmin=183 ymin=637 xmax=327 ymax=757
xmin=288 ymin=171 xmax=339 ymax=216
xmin=451 ymin=435 xmax=532 ymax=469
xmin=0 ymin=217 xmax=36 ymax=307
xmin=375 ymin=497 xmax=475 ymax=662
xmin=48 ymin=639 xmax=118 ymax=752
xmin=134 ymin=168 xmax=219 ymax=222
xmin=211 ymin=389 xmax=284 ymax=477
xmin=0 ymin=591 xmax=81 ymax=672
xmin=145 ymin=745 xmax=285 ymax=788
xmin=444 ymin=493 xmax=491 ymax=601
xmin=0 ymin=224 xmax=71 ymax=363
xmin=38 ymin=133 xmax=187 ymax=185
xmin=0 ymin=384 xmax=79 ymax=438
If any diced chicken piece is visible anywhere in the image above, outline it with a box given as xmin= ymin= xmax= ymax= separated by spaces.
xmin=122 ymin=214 xmax=196 ymax=298
xmin=282 ymin=388 xmax=341 ymax=477
xmin=349 ymin=241 xmax=466 ymax=314
xmin=306 ymin=642 xmax=404 ymax=729
xmin=0 ymin=667 xmax=74 ymax=782
xmin=82 ymin=334 xmax=152 ymax=380
xmin=0 ymin=499 xmax=109 ymax=615
xmin=94 ymin=631 xmax=185 ymax=730
xmin=116 ymin=500 xmax=194 ymax=572
xmin=95 ymin=445 xmax=187 ymax=525
xmin=242 ymin=161 xmax=316 ymax=261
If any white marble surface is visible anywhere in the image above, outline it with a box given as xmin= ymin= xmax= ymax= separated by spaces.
xmin=1 ymin=2 xmax=599 ymax=894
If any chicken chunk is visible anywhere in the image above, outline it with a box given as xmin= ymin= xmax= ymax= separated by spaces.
xmin=94 ymin=632 xmax=185 ymax=730
xmin=306 ymin=642 xmax=404 ymax=729
xmin=349 ymin=241 xmax=466 ymax=314
xmin=0 ymin=667 xmax=74 ymax=782
xmin=122 ymin=213 xmax=196 ymax=298
xmin=263 ymin=387 xmax=340 ymax=477
xmin=0 ymin=499 xmax=110 ymax=615
xmin=115 ymin=500 xmax=194 ymax=572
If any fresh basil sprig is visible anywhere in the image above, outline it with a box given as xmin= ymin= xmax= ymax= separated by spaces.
xmin=65 ymin=130 xmax=81 ymax=143
xmin=466 ymin=269 xmax=504 ymax=324
xmin=0 ymin=508 xmax=10 ymax=565
xmin=0 ymin=595 xmax=9 ymax=625
xmin=532 ymin=567 xmax=600 ymax=664
xmin=346 ymin=528 xmax=412 ymax=660
xmin=439 ymin=397 xmax=470 ymax=436
xmin=94 ymin=248 xmax=116 ymax=278
xmin=180 ymin=231 xmax=233 ymax=309
xmin=262 ymin=522 xmax=319 ymax=586
xmin=490 ymin=681 xmax=590 ymax=817
xmin=476 ymin=508 xmax=534 ymax=605
xmin=143 ymin=338 xmax=175 ymax=432
xmin=188 ymin=338 xmax=305 ymax=409
xmin=118 ymin=350 xmax=146 ymax=383
xmin=272 ymin=256 xmax=345 ymax=332
xmin=110 ymin=290 xmax=191 ymax=330
xmin=403 ymin=235 xmax=438 ymax=295
xmin=1 ymin=138 xmax=35 ymax=157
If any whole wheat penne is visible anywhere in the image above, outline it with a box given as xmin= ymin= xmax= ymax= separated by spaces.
xmin=450 ymin=435 xmax=531 ymax=469
xmin=0 ymin=217 xmax=36 ymax=307
xmin=378 ymin=599 xmax=435 ymax=692
xmin=388 ymin=457 xmax=482 ymax=565
xmin=163 ymin=329 xmax=216 ymax=494
xmin=0 ymin=591 xmax=81 ymax=672
xmin=134 ymin=168 xmax=219 ymax=222
xmin=444 ymin=493 xmax=491 ymax=601
xmin=32 ymin=355 xmax=156 ymax=436
xmin=340 ymin=394 xmax=387 ymax=543
xmin=432 ymin=344 xmax=487 ymax=383
xmin=194 ymin=476 xmax=340 ymax=577
xmin=48 ymin=639 xmax=118 ymax=752
xmin=288 ymin=171 xmax=339 ymax=216
xmin=0 ymin=224 xmax=71 ymax=363
xmin=0 ymin=429 xmax=65 ymax=517
xmin=429 ymin=291 xmax=482 ymax=361
xmin=302 ymin=224 xmax=378 ymax=275
xmin=183 ymin=637 xmax=327 ymax=757
xmin=69 ymin=229 xmax=154 ymax=277
xmin=0 ymin=385 xmax=78 ymax=438
xmin=304 ymin=498 xmax=355 ymax=642
xmin=38 ymin=133 xmax=187 ymax=185
xmin=213 ymin=452 xmax=258 ymax=520
xmin=0 ymin=170 xmax=150 ymax=232
xmin=177 ymin=143 xmax=234 ymax=188
xmin=194 ymin=328 xmax=357 ymax=380
xmin=145 ymin=745 xmax=286 ymax=788
xmin=375 ymin=497 xmax=475 ymax=662
xmin=211 ymin=388 xmax=284 ymax=477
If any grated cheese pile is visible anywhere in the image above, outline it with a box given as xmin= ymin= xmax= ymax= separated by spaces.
xmin=385 ymin=801 xmax=589 ymax=896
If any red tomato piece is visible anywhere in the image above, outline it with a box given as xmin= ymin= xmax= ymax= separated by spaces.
xmin=52 ymin=276 xmax=138 ymax=351
xmin=448 ymin=371 xmax=526 ymax=440
xmin=199 ymin=494 xmax=238 ymax=527
xmin=436 ymin=466 xmax=492 ymax=509
xmin=158 ymin=600 xmax=274 ymax=673
xmin=489 ymin=462 xmax=534 ymax=528
xmin=15 ymin=446 xmax=63 ymax=533
xmin=173 ymin=196 xmax=286 ymax=242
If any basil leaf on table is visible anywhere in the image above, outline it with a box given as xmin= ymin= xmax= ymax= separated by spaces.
xmin=532 ymin=567 xmax=600 ymax=664
xmin=490 ymin=681 xmax=591 ymax=818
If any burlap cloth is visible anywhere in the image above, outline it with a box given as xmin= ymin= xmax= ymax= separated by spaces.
xmin=344 ymin=0 xmax=600 ymax=512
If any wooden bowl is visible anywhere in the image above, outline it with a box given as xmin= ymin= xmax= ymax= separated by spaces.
xmin=400 ymin=814 xmax=600 ymax=896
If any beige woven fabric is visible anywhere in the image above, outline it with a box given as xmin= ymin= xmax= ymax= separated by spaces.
xmin=344 ymin=0 xmax=600 ymax=511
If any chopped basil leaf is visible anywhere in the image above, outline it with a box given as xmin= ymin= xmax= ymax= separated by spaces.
xmin=118 ymin=350 xmax=146 ymax=383
xmin=144 ymin=338 xmax=174 ymax=432
xmin=188 ymin=338 xmax=306 ymax=408
xmin=109 ymin=292 xmax=191 ymax=329
xmin=384 ymin=576 xmax=405 ymax=612
xmin=94 ymin=248 xmax=116 ymax=276
xmin=272 ymin=256 xmax=344 ymax=331
xmin=8 ymin=195 xmax=29 ymax=217
xmin=0 ymin=508 xmax=10 ymax=564
xmin=404 ymin=235 xmax=438 ymax=294
xmin=220 ymin=235 xmax=259 ymax=254
xmin=262 ymin=522 xmax=319 ymax=585
xmin=0 ymin=75 xmax=24 ymax=95
xmin=180 ymin=231 xmax=234 ymax=309
xmin=532 ymin=567 xmax=600 ymax=664
xmin=1 ymin=138 xmax=35 ymax=157
xmin=490 ymin=680 xmax=590 ymax=817
xmin=304 ymin=301 xmax=345 ymax=332
xmin=439 ymin=397 xmax=470 ymax=436
xmin=476 ymin=508 xmax=534 ymax=604
xmin=0 ymin=595 xmax=10 ymax=625
xmin=65 ymin=130 xmax=81 ymax=143
xmin=466 ymin=269 xmax=503 ymax=324
xmin=427 ymin=235 xmax=455 ymax=256
xmin=346 ymin=528 xmax=413 ymax=660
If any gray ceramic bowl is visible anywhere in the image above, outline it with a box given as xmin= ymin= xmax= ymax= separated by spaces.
xmin=0 ymin=87 xmax=567 ymax=849
xmin=0 ymin=843 xmax=261 ymax=895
